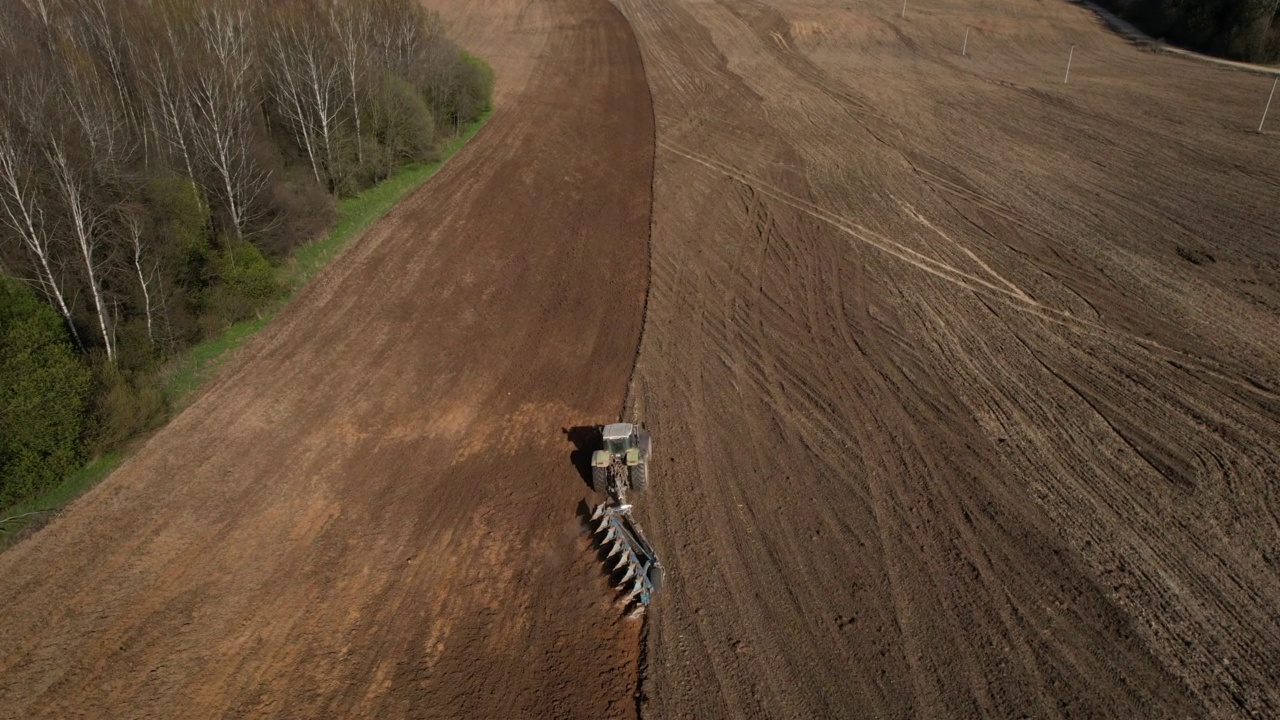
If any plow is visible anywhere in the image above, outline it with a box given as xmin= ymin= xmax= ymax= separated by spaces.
xmin=587 ymin=422 xmax=664 ymax=617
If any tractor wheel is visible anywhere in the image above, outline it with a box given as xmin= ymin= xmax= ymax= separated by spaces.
xmin=648 ymin=563 xmax=664 ymax=593
xmin=592 ymin=465 xmax=609 ymax=495
xmin=629 ymin=462 xmax=648 ymax=493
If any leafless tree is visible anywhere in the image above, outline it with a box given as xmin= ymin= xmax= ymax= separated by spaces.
xmin=18 ymin=0 xmax=55 ymax=30
xmin=0 ymin=127 xmax=83 ymax=349
xmin=122 ymin=209 xmax=157 ymax=347
xmin=57 ymin=57 xmax=132 ymax=176
xmin=141 ymin=21 xmax=201 ymax=194
xmin=71 ymin=0 xmax=143 ymax=141
xmin=266 ymin=20 xmax=346 ymax=191
xmin=45 ymin=135 xmax=115 ymax=363
xmin=369 ymin=0 xmax=434 ymax=80
xmin=327 ymin=0 xmax=373 ymax=165
xmin=188 ymin=3 xmax=267 ymax=239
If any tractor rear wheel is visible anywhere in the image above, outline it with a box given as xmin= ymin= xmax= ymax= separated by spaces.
xmin=592 ymin=465 xmax=609 ymax=495
xmin=629 ymin=462 xmax=648 ymax=493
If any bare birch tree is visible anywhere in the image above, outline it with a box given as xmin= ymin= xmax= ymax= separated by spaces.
xmin=142 ymin=24 xmax=201 ymax=193
xmin=327 ymin=0 xmax=373 ymax=166
xmin=266 ymin=21 xmax=347 ymax=192
xmin=18 ymin=0 xmax=55 ymax=31
xmin=45 ymin=138 xmax=115 ymax=363
xmin=189 ymin=3 xmax=266 ymax=239
xmin=58 ymin=56 xmax=131 ymax=173
xmin=267 ymin=26 xmax=327 ymax=188
xmin=122 ymin=209 xmax=157 ymax=347
xmin=0 ymin=128 xmax=83 ymax=349
xmin=72 ymin=0 xmax=143 ymax=141
xmin=368 ymin=0 xmax=430 ymax=80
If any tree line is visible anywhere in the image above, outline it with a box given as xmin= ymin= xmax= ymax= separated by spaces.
xmin=1097 ymin=0 xmax=1280 ymax=62
xmin=0 ymin=0 xmax=492 ymax=509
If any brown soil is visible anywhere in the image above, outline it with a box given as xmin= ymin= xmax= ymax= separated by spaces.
xmin=4 ymin=0 xmax=1280 ymax=718
xmin=616 ymin=0 xmax=1280 ymax=717
xmin=0 ymin=0 xmax=652 ymax=718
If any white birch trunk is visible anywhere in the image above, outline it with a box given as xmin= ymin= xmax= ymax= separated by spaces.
xmin=0 ymin=131 xmax=83 ymax=348
xmin=126 ymin=217 xmax=155 ymax=347
xmin=48 ymin=140 xmax=114 ymax=363
xmin=190 ymin=6 xmax=264 ymax=239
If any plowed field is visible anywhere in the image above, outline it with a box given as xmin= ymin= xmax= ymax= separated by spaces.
xmin=0 ymin=0 xmax=652 ymax=717
xmin=3 ymin=0 xmax=1279 ymax=718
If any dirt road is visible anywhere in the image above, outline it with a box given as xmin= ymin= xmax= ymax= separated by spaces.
xmin=0 ymin=0 xmax=652 ymax=717
xmin=616 ymin=0 xmax=1280 ymax=717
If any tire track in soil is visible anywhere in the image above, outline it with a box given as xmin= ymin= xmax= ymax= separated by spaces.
xmin=614 ymin=0 xmax=1280 ymax=717
xmin=658 ymin=139 xmax=1280 ymax=403
xmin=0 ymin=0 xmax=655 ymax=718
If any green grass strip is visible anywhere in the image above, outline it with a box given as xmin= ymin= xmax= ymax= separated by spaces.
xmin=163 ymin=312 xmax=276 ymax=408
xmin=0 ymin=454 xmax=121 ymax=547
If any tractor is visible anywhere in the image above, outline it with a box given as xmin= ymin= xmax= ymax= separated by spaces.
xmin=591 ymin=422 xmax=651 ymax=499
xmin=586 ymin=422 xmax=663 ymax=614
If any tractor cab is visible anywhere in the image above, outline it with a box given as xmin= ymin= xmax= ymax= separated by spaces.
xmin=596 ymin=423 xmax=649 ymax=471
xmin=601 ymin=422 xmax=637 ymax=459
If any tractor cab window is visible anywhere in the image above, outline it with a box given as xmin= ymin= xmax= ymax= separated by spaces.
xmin=607 ymin=437 xmax=627 ymax=455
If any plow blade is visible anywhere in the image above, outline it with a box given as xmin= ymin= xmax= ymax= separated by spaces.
xmin=590 ymin=501 xmax=663 ymax=610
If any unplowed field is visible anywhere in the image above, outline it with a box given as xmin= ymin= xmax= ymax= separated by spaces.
xmin=3 ymin=0 xmax=1279 ymax=718
xmin=616 ymin=0 xmax=1280 ymax=717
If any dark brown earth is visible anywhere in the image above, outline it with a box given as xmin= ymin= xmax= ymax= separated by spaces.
xmin=0 ymin=0 xmax=652 ymax=717
xmin=4 ymin=0 xmax=1280 ymax=718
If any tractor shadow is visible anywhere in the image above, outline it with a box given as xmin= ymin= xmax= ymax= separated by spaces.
xmin=563 ymin=425 xmax=601 ymax=492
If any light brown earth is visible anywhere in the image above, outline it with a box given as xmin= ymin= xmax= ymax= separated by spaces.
xmin=618 ymin=0 xmax=1280 ymax=717
xmin=3 ymin=0 xmax=1280 ymax=718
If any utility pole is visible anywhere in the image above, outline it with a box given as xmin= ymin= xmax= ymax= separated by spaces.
xmin=1260 ymin=77 xmax=1278 ymax=133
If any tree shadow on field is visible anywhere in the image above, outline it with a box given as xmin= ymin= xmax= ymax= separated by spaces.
xmin=563 ymin=425 xmax=602 ymax=492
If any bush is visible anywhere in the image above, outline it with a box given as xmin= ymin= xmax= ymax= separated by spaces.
xmin=149 ymin=174 xmax=218 ymax=294
xmin=456 ymin=52 xmax=495 ymax=125
xmin=0 ymin=277 xmax=92 ymax=507
xmin=219 ymin=240 xmax=281 ymax=307
xmin=115 ymin=317 xmax=162 ymax=374
xmin=252 ymin=166 xmax=336 ymax=257
xmin=368 ymin=74 xmax=436 ymax=179
xmin=85 ymin=360 xmax=166 ymax=456
xmin=424 ymin=49 xmax=495 ymax=134
xmin=198 ymin=240 xmax=282 ymax=330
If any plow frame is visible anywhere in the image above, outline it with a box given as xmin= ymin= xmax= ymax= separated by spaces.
xmin=590 ymin=501 xmax=663 ymax=611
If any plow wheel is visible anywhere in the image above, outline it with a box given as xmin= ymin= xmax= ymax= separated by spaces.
xmin=592 ymin=465 xmax=609 ymax=495
xmin=648 ymin=563 xmax=664 ymax=593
